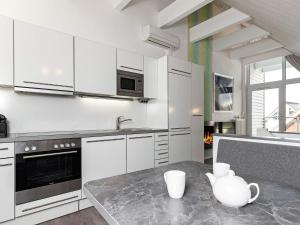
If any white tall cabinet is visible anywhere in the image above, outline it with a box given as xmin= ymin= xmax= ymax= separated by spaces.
xmin=0 ymin=15 xmax=13 ymax=86
xmin=75 ymin=38 xmax=116 ymax=96
xmin=14 ymin=21 xmax=74 ymax=93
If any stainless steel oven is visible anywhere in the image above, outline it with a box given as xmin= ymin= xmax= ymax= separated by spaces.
xmin=15 ymin=138 xmax=81 ymax=205
xmin=117 ymin=70 xmax=144 ymax=97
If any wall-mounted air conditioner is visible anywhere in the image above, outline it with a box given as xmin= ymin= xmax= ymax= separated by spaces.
xmin=141 ymin=25 xmax=180 ymax=50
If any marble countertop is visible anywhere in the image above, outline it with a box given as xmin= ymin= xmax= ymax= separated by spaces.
xmin=0 ymin=128 xmax=168 ymax=143
xmin=84 ymin=161 xmax=300 ymax=225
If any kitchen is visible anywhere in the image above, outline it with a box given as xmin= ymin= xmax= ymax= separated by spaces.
xmin=1 ymin=0 xmax=300 ymax=225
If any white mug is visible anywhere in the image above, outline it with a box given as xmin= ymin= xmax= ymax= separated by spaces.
xmin=213 ymin=162 xmax=234 ymax=177
xmin=164 ymin=170 xmax=186 ymax=199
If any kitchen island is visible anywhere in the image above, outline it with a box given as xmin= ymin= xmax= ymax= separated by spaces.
xmin=84 ymin=161 xmax=300 ymax=225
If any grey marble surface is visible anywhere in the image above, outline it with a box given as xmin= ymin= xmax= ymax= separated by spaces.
xmin=0 ymin=128 xmax=168 ymax=143
xmin=84 ymin=161 xmax=300 ymax=225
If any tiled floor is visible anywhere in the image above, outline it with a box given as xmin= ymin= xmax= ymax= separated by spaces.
xmin=39 ymin=207 xmax=108 ymax=225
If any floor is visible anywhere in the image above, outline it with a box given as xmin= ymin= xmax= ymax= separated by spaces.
xmin=39 ymin=207 xmax=108 ymax=225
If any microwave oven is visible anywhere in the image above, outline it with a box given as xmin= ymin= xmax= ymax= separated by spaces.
xmin=117 ymin=70 xmax=144 ymax=98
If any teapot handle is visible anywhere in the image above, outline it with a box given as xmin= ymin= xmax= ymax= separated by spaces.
xmin=247 ymin=183 xmax=260 ymax=203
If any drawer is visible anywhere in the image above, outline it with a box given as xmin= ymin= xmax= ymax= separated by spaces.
xmin=155 ymin=158 xmax=169 ymax=167
xmin=0 ymin=143 xmax=14 ymax=158
xmin=155 ymin=132 xmax=169 ymax=142
xmin=155 ymin=149 xmax=168 ymax=160
xmin=155 ymin=140 xmax=168 ymax=150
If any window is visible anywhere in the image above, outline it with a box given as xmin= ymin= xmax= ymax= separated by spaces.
xmin=247 ymin=56 xmax=300 ymax=135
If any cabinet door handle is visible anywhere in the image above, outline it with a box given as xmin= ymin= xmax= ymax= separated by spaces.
xmin=120 ymin=66 xmax=142 ymax=72
xmin=23 ymin=81 xmax=73 ymax=88
xmin=171 ymin=68 xmax=191 ymax=75
xmin=170 ymin=133 xmax=191 ymax=136
xmin=0 ymin=148 xmax=9 ymax=151
xmin=171 ymin=127 xmax=191 ymax=130
xmin=129 ymin=135 xmax=153 ymax=140
xmin=22 ymin=195 xmax=79 ymax=212
xmin=0 ymin=163 xmax=13 ymax=167
xmin=87 ymin=138 xmax=125 ymax=143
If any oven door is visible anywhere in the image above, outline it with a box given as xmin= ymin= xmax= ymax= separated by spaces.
xmin=117 ymin=70 xmax=143 ymax=97
xmin=16 ymin=148 xmax=81 ymax=205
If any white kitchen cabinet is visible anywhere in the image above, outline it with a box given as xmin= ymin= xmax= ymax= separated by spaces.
xmin=191 ymin=63 xmax=204 ymax=116
xmin=82 ymin=135 xmax=126 ymax=198
xmin=75 ymin=37 xmax=116 ymax=96
xmin=127 ymin=133 xmax=154 ymax=173
xmin=169 ymin=73 xmax=192 ymax=130
xmin=192 ymin=115 xmax=204 ymax=163
xmin=169 ymin=131 xmax=192 ymax=163
xmin=168 ymin=56 xmax=191 ymax=76
xmin=14 ymin=21 xmax=74 ymax=93
xmin=0 ymin=157 xmax=14 ymax=223
xmin=144 ymin=56 xmax=158 ymax=99
xmin=0 ymin=15 xmax=13 ymax=86
xmin=117 ymin=49 xmax=143 ymax=74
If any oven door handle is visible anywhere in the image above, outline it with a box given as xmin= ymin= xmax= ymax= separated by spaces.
xmin=22 ymin=151 xmax=78 ymax=159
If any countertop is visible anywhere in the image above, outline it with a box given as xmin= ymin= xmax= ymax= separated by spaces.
xmin=0 ymin=128 xmax=168 ymax=143
xmin=84 ymin=161 xmax=300 ymax=225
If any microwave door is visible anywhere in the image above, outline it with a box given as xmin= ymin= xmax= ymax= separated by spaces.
xmin=120 ymin=76 xmax=136 ymax=92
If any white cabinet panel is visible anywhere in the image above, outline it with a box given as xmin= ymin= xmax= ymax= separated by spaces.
xmin=14 ymin=21 xmax=74 ymax=92
xmin=0 ymin=158 xmax=14 ymax=223
xmin=169 ymin=73 xmax=192 ymax=130
xmin=82 ymin=136 xmax=126 ymax=198
xmin=0 ymin=143 xmax=14 ymax=158
xmin=75 ymin=38 xmax=116 ymax=96
xmin=168 ymin=56 xmax=191 ymax=76
xmin=169 ymin=131 xmax=192 ymax=163
xmin=144 ymin=56 xmax=158 ymax=99
xmin=0 ymin=15 xmax=13 ymax=86
xmin=192 ymin=116 xmax=204 ymax=163
xmin=192 ymin=63 xmax=204 ymax=116
xmin=127 ymin=133 xmax=154 ymax=173
xmin=117 ymin=49 xmax=143 ymax=74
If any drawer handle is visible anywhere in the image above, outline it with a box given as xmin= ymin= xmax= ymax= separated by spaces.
xmin=0 ymin=163 xmax=13 ymax=167
xmin=87 ymin=138 xmax=125 ymax=143
xmin=158 ymin=152 xmax=168 ymax=155
xmin=129 ymin=135 xmax=153 ymax=140
xmin=171 ymin=133 xmax=191 ymax=136
xmin=0 ymin=148 xmax=9 ymax=151
xmin=171 ymin=127 xmax=191 ymax=130
xmin=158 ymin=135 xmax=168 ymax=137
xmin=120 ymin=66 xmax=142 ymax=72
xmin=158 ymin=143 xmax=168 ymax=146
xmin=22 ymin=195 xmax=79 ymax=212
xmin=23 ymin=81 xmax=73 ymax=88
xmin=171 ymin=68 xmax=191 ymax=75
xmin=158 ymin=161 xmax=168 ymax=164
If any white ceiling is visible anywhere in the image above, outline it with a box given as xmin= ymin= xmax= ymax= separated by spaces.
xmin=220 ymin=0 xmax=300 ymax=56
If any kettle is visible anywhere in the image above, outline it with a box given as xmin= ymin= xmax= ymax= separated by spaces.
xmin=206 ymin=170 xmax=260 ymax=208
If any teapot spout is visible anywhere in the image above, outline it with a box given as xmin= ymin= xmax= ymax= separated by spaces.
xmin=206 ymin=172 xmax=216 ymax=186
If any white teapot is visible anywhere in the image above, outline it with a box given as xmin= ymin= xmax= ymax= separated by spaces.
xmin=206 ymin=170 xmax=260 ymax=208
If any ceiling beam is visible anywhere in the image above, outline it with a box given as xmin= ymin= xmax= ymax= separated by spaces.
xmin=229 ymin=38 xmax=284 ymax=59
xmin=113 ymin=0 xmax=132 ymax=11
xmin=190 ymin=8 xmax=251 ymax=43
xmin=213 ymin=25 xmax=270 ymax=51
xmin=158 ymin=0 xmax=214 ymax=28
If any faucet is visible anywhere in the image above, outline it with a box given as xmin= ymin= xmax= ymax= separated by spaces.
xmin=116 ymin=116 xmax=132 ymax=130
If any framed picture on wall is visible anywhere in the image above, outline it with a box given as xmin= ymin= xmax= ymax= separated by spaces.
xmin=213 ymin=73 xmax=234 ymax=112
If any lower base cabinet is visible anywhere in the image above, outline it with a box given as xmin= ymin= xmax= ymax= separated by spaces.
xmin=82 ymin=135 xmax=127 ymax=198
xmin=127 ymin=133 xmax=154 ymax=173
xmin=169 ymin=131 xmax=192 ymax=163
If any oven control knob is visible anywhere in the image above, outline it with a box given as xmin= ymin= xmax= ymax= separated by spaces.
xmin=65 ymin=143 xmax=70 ymax=148
xmin=60 ymin=144 xmax=65 ymax=148
xmin=31 ymin=146 xmax=37 ymax=151
xmin=71 ymin=143 xmax=76 ymax=147
xmin=24 ymin=147 xmax=30 ymax=152
xmin=54 ymin=144 xmax=59 ymax=149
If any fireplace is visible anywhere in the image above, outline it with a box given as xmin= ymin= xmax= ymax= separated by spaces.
xmin=204 ymin=121 xmax=215 ymax=149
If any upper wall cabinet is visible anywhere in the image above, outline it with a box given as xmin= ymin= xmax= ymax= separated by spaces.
xmin=144 ymin=56 xmax=158 ymax=99
xmin=0 ymin=15 xmax=13 ymax=87
xmin=168 ymin=56 xmax=191 ymax=76
xmin=75 ymin=37 xmax=116 ymax=96
xmin=14 ymin=21 xmax=74 ymax=93
xmin=117 ymin=49 xmax=144 ymax=74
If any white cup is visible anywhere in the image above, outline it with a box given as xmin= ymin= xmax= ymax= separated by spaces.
xmin=164 ymin=170 xmax=186 ymax=199
xmin=213 ymin=162 xmax=233 ymax=177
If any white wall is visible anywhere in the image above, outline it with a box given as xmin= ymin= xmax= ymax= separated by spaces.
xmin=0 ymin=0 xmax=188 ymax=133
